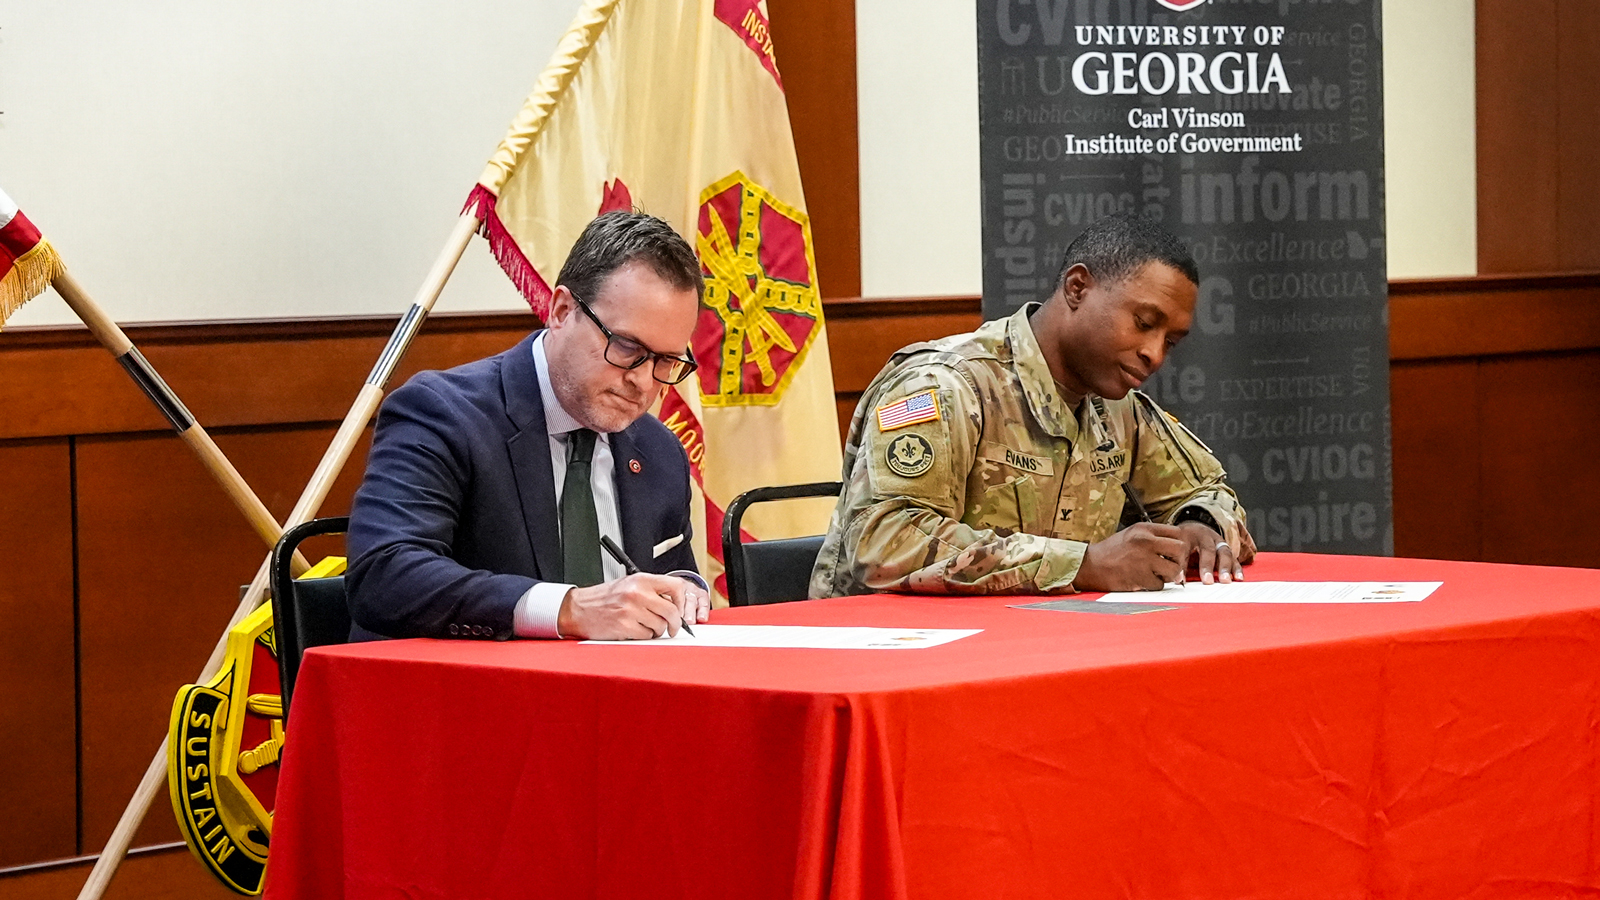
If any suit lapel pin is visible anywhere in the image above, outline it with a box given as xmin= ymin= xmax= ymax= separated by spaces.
xmin=629 ymin=458 xmax=642 ymax=473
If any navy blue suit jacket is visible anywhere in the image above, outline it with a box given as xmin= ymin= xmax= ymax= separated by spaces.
xmin=346 ymin=332 xmax=698 ymax=640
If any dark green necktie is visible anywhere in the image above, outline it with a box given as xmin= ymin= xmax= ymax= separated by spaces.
xmin=560 ymin=428 xmax=604 ymax=587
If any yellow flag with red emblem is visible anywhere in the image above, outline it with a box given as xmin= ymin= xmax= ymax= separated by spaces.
xmin=467 ymin=0 xmax=841 ymax=599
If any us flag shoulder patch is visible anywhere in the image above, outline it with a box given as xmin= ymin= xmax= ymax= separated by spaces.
xmin=876 ymin=389 xmax=940 ymax=432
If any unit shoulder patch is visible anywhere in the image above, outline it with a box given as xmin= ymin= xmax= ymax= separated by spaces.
xmin=885 ymin=433 xmax=936 ymax=477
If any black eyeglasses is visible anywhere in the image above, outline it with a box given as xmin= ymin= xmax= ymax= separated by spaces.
xmin=569 ymin=290 xmax=698 ymax=385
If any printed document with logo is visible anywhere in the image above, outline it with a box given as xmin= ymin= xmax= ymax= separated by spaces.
xmin=1099 ymin=581 xmax=1443 ymax=604
xmin=583 ymin=625 xmax=982 ymax=649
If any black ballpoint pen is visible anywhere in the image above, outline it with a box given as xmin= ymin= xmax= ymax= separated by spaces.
xmin=1123 ymin=483 xmax=1154 ymax=525
xmin=599 ymin=535 xmax=696 ymax=636
xmin=1124 ymin=484 xmax=1184 ymax=585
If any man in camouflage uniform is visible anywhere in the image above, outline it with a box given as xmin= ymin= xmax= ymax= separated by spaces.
xmin=811 ymin=214 xmax=1254 ymax=597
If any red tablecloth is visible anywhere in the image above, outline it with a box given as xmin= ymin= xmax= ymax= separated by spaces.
xmin=264 ymin=554 xmax=1600 ymax=899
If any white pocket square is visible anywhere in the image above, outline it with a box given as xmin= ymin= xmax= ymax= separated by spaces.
xmin=652 ymin=534 xmax=685 ymax=558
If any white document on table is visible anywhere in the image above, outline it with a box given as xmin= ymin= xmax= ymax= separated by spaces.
xmin=1100 ymin=581 xmax=1443 ymax=604
xmin=582 ymin=624 xmax=982 ymax=649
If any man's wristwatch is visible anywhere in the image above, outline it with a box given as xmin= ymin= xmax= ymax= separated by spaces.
xmin=1173 ymin=506 xmax=1221 ymax=534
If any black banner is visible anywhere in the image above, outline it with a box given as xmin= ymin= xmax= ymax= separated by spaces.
xmin=978 ymin=0 xmax=1392 ymax=555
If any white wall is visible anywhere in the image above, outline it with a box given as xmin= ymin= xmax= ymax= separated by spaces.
xmin=1382 ymin=0 xmax=1476 ymax=277
xmin=1 ymin=1 xmax=575 ymax=328
xmin=856 ymin=0 xmax=983 ymax=299
xmin=2 ymin=1 xmax=1478 ymax=328
xmin=855 ymin=0 xmax=1478 ymax=297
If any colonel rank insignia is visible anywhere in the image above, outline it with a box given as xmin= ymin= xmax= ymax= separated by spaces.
xmin=167 ymin=555 xmax=345 ymax=894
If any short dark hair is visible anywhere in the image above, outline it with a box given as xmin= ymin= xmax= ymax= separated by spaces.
xmin=556 ymin=211 xmax=704 ymax=307
xmin=1056 ymin=213 xmax=1199 ymax=290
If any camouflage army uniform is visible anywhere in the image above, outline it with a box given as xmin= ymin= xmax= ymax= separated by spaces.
xmin=810 ymin=303 xmax=1251 ymax=598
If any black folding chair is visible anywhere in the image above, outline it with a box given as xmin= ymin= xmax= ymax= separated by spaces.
xmin=269 ymin=516 xmax=351 ymax=720
xmin=721 ymin=482 xmax=842 ymax=606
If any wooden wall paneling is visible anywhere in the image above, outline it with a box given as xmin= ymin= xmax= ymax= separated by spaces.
xmin=835 ymin=397 xmax=859 ymax=444
xmin=823 ymin=299 xmax=983 ymax=393
xmin=0 ymin=846 xmax=234 ymax=900
xmin=1388 ymin=361 xmax=1483 ymax=562
xmin=1476 ymin=0 xmax=1561 ymax=273
xmin=1556 ymin=0 xmax=1600 ymax=269
xmin=74 ymin=423 xmax=372 ymax=849
xmin=0 ymin=439 xmax=78 ymax=866
xmin=767 ymin=0 xmax=862 ymax=298
xmin=136 ymin=319 xmax=534 ymax=436
xmin=0 ymin=312 xmax=534 ymax=441
xmin=823 ymin=297 xmax=983 ymax=441
xmin=0 ymin=342 xmax=147 ymax=441
xmin=1473 ymin=351 xmax=1600 ymax=568
xmin=1387 ymin=274 xmax=1600 ymax=360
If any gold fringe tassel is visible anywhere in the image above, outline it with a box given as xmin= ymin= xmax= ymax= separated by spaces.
xmin=0 ymin=239 xmax=63 ymax=330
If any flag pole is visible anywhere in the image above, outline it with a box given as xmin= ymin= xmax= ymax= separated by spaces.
xmin=74 ymin=207 xmax=485 ymax=900
xmin=50 ymin=266 xmax=312 ymax=575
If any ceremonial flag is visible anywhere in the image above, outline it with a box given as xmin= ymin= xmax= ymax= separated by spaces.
xmin=468 ymin=0 xmax=842 ymax=599
xmin=0 ymin=188 xmax=63 ymax=329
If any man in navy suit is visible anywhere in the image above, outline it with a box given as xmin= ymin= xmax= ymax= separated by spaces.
xmin=347 ymin=211 xmax=709 ymax=641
